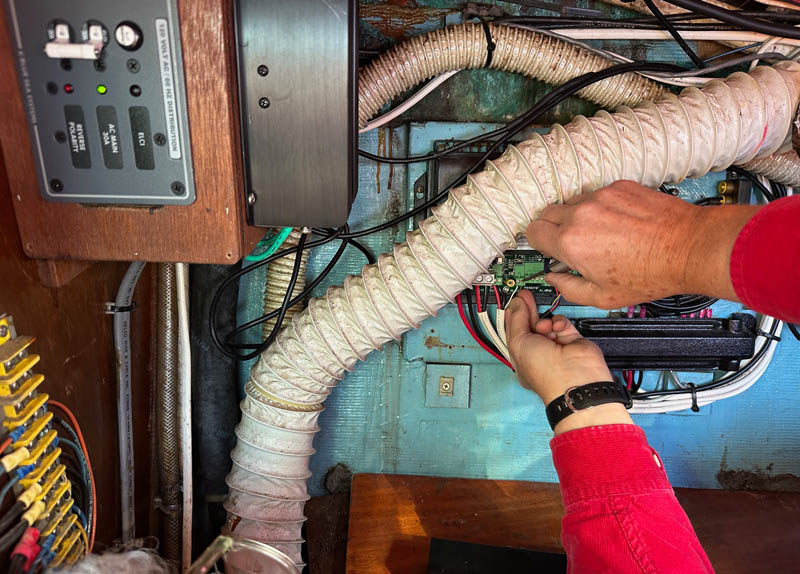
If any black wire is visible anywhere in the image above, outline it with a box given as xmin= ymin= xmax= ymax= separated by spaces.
xmin=631 ymin=371 xmax=645 ymax=393
xmin=0 ymin=521 xmax=25 ymax=555
xmin=0 ymin=501 xmax=23 ymax=536
xmin=660 ymin=0 xmax=800 ymax=39
xmin=8 ymin=553 xmax=25 ymax=574
xmin=646 ymin=294 xmax=718 ymax=316
xmin=346 ymin=238 xmax=377 ymax=265
xmin=209 ymin=230 xmax=340 ymax=359
xmin=642 ymin=0 xmax=705 ymax=68
xmin=728 ymin=167 xmax=776 ymax=202
xmin=345 ymin=61 xmax=685 ymax=240
xmin=788 ymin=323 xmax=800 ymax=341
xmin=221 ymin=231 xmax=354 ymax=352
xmin=464 ymin=288 xmax=502 ymax=356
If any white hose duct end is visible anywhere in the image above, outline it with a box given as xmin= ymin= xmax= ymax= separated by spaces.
xmin=742 ymin=150 xmax=800 ymax=186
xmin=227 ymin=64 xmax=800 ymax=555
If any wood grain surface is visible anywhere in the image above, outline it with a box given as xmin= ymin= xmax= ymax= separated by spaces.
xmin=347 ymin=473 xmax=800 ymax=574
xmin=0 ymin=151 xmax=157 ymax=545
xmin=0 ymin=0 xmax=262 ymax=264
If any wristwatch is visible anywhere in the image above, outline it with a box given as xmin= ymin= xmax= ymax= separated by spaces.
xmin=545 ymin=381 xmax=633 ymax=430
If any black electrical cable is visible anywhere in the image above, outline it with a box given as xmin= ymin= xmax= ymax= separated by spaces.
xmin=221 ymin=230 xmax=354 ymax=352
xmin=646 ymin=294 xmax=718 ymax=316
xmin=0 ymin=521 xmax=25 ymax=555
xmin=660 ymin=0 xmax=800 ymax=39
xmin=0 ymin=501 xmax=23 ymax=535
xmin=728 ymin=167 xmax=776 ymax=202
xmin=493 ymin=15 xmax=738 ymax=31
xmin=347 ymin=61 xmax=686 ymax=239
xmin=642 ymin=0 xmax=705 ymax=68
xmin=631 ymin=371 xmax=645 ymax=393
xmin=7 ymin=553 xmax=25 ymax=574
xmin=465 ymin=288 xmax=502 ymax=356
xmin=787 ymin=323 xmax=800 ymax=341
xmin=209 ymin=230 xmax=341 ymax=359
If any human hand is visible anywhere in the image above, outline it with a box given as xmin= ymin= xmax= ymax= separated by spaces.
xmin=505 ymin=290 xmax=633 ymax=433
xmin=526 ymin=181 xmax=758 ymax=309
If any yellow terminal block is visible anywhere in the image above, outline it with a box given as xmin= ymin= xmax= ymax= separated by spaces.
xmin=2 ymin=392 xmax=48 ymax=429
xmin=40 ymin=499 xmax=74 ymax=538
xmin=1 ymin=446 xmax=30 ymax=472
xmin=21 ymin=429 xmax=57 ymax=466
xmin=21 ymin=447 xmax=61 ymax=487
xmin=0 ymin=336 xmax=34 ymax=376
xmin=13 ymin=412 xmax=53 ymax=449
xmin=36 ymin=465 xmax=66 ymax=503
xmin=0 ymin=356 xmax=41 ymax=398
xmin=51 ymin=511 xmax=77 ymax=546
xmin=43 ymin=480 xmax=71 ymax=518
xmin=52 ymin=527 xmax=81 ymax=568
xmin=22 ymin=499 xmax=46 ymax=525
xmin=18 ymin=482 xmax=43 ymax=508
xmin=66 ymin=541 xmax=85 ymax=566
xmin=0 ymin=314 xmax=12 ymax=346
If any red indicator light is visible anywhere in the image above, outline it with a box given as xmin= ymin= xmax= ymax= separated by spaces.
xmin=63 ymin=83 xmax=74 ymax=94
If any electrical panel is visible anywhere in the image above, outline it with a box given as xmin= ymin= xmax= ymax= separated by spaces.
xmin=6 ymin=0 xmax=195 ymax=205
xmin=235 ymin=0 xmax=358 ymax=228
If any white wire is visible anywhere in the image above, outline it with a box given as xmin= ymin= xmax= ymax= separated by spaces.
xmin=554 ymin=28 xmax=800 ymax=47
xmin=497 ymin=308 xmax=508 ymax=348
xmin=478 ymin=310 xmax=511 ymax=360
xmin=359 ymin=70 xmax=459 ymax=133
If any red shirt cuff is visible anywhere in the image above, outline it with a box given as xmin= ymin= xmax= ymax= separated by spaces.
xmin=730 ymin=196 xmax=800 ymax=323
xmin=550 ymin=424 xmax=671 ymax=509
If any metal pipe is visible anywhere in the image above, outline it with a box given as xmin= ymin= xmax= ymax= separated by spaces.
xmin=156 ymin=264 xmax=181 ymax=563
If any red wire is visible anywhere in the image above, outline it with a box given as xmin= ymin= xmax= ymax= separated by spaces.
xmin=0 ymin=436 xmax=11 ymax=454
xmin=456 ymin=294 xmax=513 ymax=370
xmin=49 ymin=400 xmax=96 ymax=553
xmin=624 ymin=370 xmax=633 ymax=390
xmin=474 ymin=285 xmax=483 ymax=312
xmin=492 ymin=285 xmax=503 ymax=309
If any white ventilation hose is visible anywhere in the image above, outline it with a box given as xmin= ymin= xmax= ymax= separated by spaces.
xmin=224 ymin=63 xmax=800 ymax=567
xmin=741 ymin=150 xmax=800 ymax=186
xmin=359 ymin=22 xmax=800 ymax=186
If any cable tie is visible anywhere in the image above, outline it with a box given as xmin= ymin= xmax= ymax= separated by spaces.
xmin=477 ymin=17 xmax=496 ymax=68
xmin=756 ymin=329 xmax=781 ymax=342
xmin=688 ymin=383 xmax=700 ymax=412
xmin=104 ymin=302 xmax=136 ymax=314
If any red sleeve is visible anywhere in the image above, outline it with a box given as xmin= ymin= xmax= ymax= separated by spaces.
xmin=551 ymin=425 xmax=713 ymax=574
xmin=730 ymin=196 xmax=800 ymax=323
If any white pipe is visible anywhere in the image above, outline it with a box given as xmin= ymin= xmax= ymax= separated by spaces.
xmin=175 ymin=262 xmax=193 ymax=572
xmin=112 ymin=261 xmax=145 ymax=543
xmin=226 ymin=62 xmax=800 ymax=559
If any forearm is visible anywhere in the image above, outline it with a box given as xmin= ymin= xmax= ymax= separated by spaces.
xmin=553 ymin=425 xmax=714 ymax=573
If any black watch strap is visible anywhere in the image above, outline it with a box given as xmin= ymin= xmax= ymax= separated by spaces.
xmin=545 ymin=381 xmax=633 ymax=430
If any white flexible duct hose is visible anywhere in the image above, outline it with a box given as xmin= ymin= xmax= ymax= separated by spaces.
xmin=224 ymin=63 xmax=800 ymax=565
xmin=359 ymin=22 xmax=800 ymax=186
xmin=741 ymin=150 xmax=800 ymax=186
xmin=263 ymin=230 xmax=309 ymax=335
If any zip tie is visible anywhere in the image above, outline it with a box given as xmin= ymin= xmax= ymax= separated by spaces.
xmin=688 ymin=383 xmax=700 ymax=412
xmin=104 ymin=302 xmax=136 ymax=314
xmin=756 ymin=329 xmax=781 ymax=342
xmin=477 ymin=18 xmax=496 ymax=68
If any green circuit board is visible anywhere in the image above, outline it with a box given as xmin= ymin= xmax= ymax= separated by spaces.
xmin=472 ymin=250 xmax=568 ymax=305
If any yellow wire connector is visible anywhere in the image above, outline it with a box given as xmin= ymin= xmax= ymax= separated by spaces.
xmin=1 ymin=446 xmax=30 ymax=472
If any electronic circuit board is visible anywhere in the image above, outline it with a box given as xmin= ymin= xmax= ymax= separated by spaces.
xmin=472 ymin=249 xmax=574 ymax=306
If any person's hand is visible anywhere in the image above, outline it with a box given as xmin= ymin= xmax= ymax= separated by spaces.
xmin=505 ymin=290 xmax=633 ymax=433
xmin=526 ymin=180 xmax=759 ymax=309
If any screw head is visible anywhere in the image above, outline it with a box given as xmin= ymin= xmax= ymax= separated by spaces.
xmin=257 ymin=65 xmax=269 ymax=77
xmin=258 ymin=97 xmax=270 ymax=109
xmin=154 ymin=133 xmax=166 ymax=146
xmin=0 ymin=325 xmax=7 ymax=338
xmin=247 ymin=192 xmax=257 ymax=205
xmin=126 ymin=58 xmax=140 ymax=73
xmin=170 ymin=182 xmax=185 ymax=195
xmin=49 ymin=179 xmax=64 ymax=192
xmin=54 ymin=131 xmax=67 ymax=143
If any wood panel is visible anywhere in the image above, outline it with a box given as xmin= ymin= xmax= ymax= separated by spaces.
xmin=347 ymin=473 xmax=800 ymax=574
xmin=0 ymin=0 xmax=262 ymax=264
xmin=0 ymin=150 xmax=157 ymax=546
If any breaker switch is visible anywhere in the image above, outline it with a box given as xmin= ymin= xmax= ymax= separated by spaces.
xmin=44 ymin=20 xmax=103 ymax=60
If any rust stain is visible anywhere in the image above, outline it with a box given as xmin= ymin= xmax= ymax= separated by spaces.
xmin=424 ymin=335 xmax=454 ymax=350
xmin=717 ymin=469 xmax=800 ymax=493
xmin=387 ymin=128 xmax=394 ymax=191
xmin=376 ymin=128 xmax=386 ymax=194
xmin=360 ymin=3 xmax=452 ymax=41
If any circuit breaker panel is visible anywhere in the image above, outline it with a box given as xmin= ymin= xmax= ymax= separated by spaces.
xmin=6 ymin=0 xmax=195 ymax=205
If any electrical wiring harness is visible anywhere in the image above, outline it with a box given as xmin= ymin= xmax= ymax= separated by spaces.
xmin=222 ymin=61 xmax=800 ymax=569
xmin=0 ymin=314 xmax=93 ymax=571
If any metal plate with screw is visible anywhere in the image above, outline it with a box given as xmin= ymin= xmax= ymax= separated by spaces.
xmin=425 ymin=363 xmax=471 ymax=408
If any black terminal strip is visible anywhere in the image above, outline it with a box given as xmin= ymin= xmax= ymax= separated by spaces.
xmin=576 ymin=313 xmax=758 ymax=371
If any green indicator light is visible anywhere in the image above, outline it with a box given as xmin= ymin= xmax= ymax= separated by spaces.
xmin=96 ymin=84 xmax=107 ymax=95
